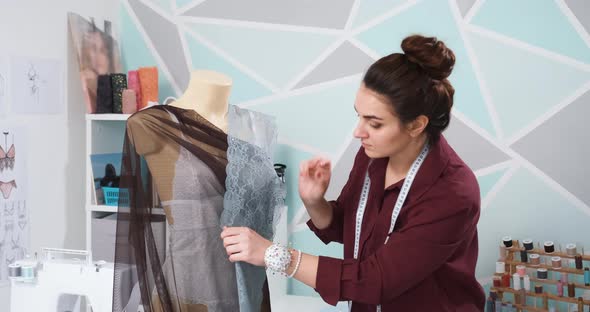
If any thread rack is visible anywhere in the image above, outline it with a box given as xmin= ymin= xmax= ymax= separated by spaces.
xmin=487 ymin=237 xmax=590 ymax=312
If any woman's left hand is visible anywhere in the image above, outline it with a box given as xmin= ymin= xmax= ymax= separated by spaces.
xmin=221 ymin=226 xmax=272 ymax=267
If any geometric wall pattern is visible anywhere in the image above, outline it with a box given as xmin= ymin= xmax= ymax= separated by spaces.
xmin=119 ymin=0 xmax=590 ymax=305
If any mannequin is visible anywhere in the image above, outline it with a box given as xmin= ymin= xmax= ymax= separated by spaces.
xmin=115 ymin=69 xmax=279 ymax=312
xmin=118 ymin=70 xmax=235 ymax=312
xmin=126 ymin=70 xmax=232 ymax=224
xmin=169 ymin=70 xmax=231 ymax=132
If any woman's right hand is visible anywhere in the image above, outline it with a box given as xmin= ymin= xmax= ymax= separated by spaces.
xmin=298 ymin=157 xmax=331 ymax=206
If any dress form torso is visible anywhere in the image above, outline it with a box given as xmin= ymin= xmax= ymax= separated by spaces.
xmin=120 ymin=70 xmax=277 ymax=312
xmin=123 ymin=70 xmax=235 ymax=312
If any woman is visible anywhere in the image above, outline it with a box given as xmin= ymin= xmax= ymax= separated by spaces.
xmin=221 ymin=34 xmax=485 ymax=311
xmin=79 ymin=21 xmax=117 ymax=113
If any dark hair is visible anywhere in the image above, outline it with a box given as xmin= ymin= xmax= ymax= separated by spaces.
xmin=100 ymin=163 xmax=120 ymax=187
xmin=105 ymin=163 xmax=117 ymax=177
xmin=362 ymin=34 xmax=456 ymax=141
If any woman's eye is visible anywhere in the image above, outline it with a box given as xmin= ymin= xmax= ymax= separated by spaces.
xmin=370 ymin=123 xmax=382 ymax=129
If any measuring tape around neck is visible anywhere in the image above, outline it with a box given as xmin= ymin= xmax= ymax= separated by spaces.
xmin=350 ymin=142 xmax=430 ymax=312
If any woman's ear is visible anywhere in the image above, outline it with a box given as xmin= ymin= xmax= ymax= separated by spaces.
xmin=406 ymin=115 xmax=429 ymax=137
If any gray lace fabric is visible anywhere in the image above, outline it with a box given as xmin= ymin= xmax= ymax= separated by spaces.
xmin=221 ymin=105 xmax=285 ymax=312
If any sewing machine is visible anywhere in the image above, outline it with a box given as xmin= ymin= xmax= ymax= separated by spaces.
xmin=10 ymin=248 xmax=114 ymax=312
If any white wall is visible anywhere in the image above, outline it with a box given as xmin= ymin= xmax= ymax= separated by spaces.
xmin=0 ymin=1 xmax=118 ymax=310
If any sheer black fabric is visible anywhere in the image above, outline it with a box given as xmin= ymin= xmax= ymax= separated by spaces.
xmin=113 ymin=105 xmax=278 ymax=312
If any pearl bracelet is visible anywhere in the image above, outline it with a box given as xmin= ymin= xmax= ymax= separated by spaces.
xmin=287 ymin=249 xmax=302 ymax=278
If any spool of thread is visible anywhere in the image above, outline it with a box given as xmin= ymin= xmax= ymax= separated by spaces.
xmin=537 ymin=268 xmax=548 ymax=279
xmin=530 ymin=253 xmax=540 ymax=265
xmin=544 ymin=241 xmax=555 ymax=253
xmin=21 ymin=264 xmax=34 ymax=279
xmin=516 ymin=265 xmax=526 ymax=276
xmin=585 ymin=268 xmax=590 ymax=286
xmin=560 ymin=273 xmax=568 ymax=284
xmin=552 ymin=256 xmax=562 ymax=269
xmin=557 ymin=280 xmax=564 ymax=297
xmin=490 ymin=290 xmax=498 ymax=300
xmin=520 ymin=250 xmax=528 ymax=263
xmin=513 ymin=273 xmax=521 ymax=290
xmin=568 ymin=283 xmax=575 ymax=298
xmin=498 ymin=245 xmax=507 ymax=261
xmin=502 ymin=272 xmax=511 ymax=287
xmin=496 ymin=261 xmax=506 ymax=274
xmin=8 ymin=263 xmax=21 ymax=278
xmin=495 ymin=301 xmax=502 ymax=312
xmin=575 ymin=255 xmax=583 ymax=269
xmin=523 ymin=239 xmax=534 ymax=251
xmin=493 ymin=276 xmax=501 ymax=287
xmin=535 ymin=285 xmax=543 ymax=294
xmin=523 ymin=275 xmax=531 ymax=291
xmin=566 ymin=243 xmax=577 ymax=256
xmin=502 ymin=236 xmax=513 ymax=248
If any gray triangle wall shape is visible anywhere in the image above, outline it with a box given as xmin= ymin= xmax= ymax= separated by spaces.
xmin=564 ymin=0 xmax=590 ymax=38
xmin=456 ymin=0 xmax=477 ymax=17
xmin=512 ymin=90 xmax=590 ymax=206
xmin=295 ymin=41 xmax=374 ymax=89
xmin=445 ymin=116 xmax=510 ymax=171
xmin=129 ymin=0 xmax=190 ymax=91
xmin=184 ymin=0 xmax=355 ymax=29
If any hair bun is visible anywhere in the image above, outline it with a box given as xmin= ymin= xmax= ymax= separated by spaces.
xmin=401 ymin=35 xmax=455 ymax=80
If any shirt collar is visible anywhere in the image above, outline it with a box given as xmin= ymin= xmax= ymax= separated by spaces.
xmin=410 ymin=135 xmax=451 ymax=201
xmin=366 ymin=135 xmax=450 ymax=197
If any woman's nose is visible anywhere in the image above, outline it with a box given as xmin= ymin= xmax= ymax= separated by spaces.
xmin=353 ymin=123 xmax=367 ymax=139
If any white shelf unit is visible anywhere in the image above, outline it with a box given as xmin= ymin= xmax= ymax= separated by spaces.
xmin=85 ymin=113 xmax=130 ymax=263
xmin=86 ymin=113 xmax=131 ymax=121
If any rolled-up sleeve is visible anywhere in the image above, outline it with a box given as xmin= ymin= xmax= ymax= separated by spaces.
xmin=314 ymin=195 xmax=477 ymax=305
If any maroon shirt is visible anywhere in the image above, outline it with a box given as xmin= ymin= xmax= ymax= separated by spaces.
xmin=307 ymin=136 xmax=485 ymax=311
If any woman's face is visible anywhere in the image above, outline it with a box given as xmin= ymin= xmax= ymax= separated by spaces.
xmin=353 ymin=84 xmax=413 ymax=159
xmin=84 ymin=31 xmax=110 ymax=74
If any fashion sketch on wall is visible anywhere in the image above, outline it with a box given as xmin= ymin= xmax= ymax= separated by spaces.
xmin=0 ymin=127 xmax=28 ymax=286
xmin=10 ymin=56 xmax=63 ymax=114
xmin=68 ymin=12 xmax=122 ymax=114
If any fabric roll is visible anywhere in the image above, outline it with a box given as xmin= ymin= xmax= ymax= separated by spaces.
xmin=96 ymin=74 xmax=113 ymax=114
xmin=111 ymin=73 xmax=127 ymax=114
xmin=127 ymin=70 xmax=141 ymax=110
xmin=138 ymin=67 xmax=158 ymax=109
xmin=122 ymin=89 xmax=137 ymax=114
